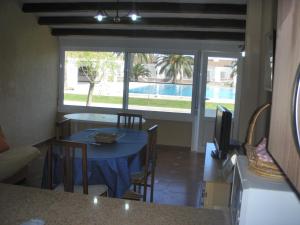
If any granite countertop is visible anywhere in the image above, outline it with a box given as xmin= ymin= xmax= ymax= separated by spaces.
xmin=0 ymin=183 xmax=231 ymax=225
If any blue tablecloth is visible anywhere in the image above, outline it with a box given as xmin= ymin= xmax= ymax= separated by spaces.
xmin=43 ymin=128 xmax=147 ymax=198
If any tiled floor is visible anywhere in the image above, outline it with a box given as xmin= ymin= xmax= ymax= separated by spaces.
xmin=24 ymin=144 xmax=205 ymax=208
xmin=150 ymin=148 xmax=204 ymax=207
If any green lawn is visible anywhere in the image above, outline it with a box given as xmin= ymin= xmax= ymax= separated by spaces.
xmin=64 ymin=93 xmax=234 ymax=111
xmin=205 ymin=102 xmax=234 ymax=111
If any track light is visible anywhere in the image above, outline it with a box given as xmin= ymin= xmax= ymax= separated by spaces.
xmin=94 ymin=11 xmax=106 ymax=22
xmin=129 ymin=12 xmax=140 ymax=21
xmin=130 ymin=13 xmax=137 ymax=21
xmin=94 ymin=0 xmax=141 ymax=23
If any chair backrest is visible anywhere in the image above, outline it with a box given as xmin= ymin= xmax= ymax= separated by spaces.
xmin=117 ymin=112 xmax=143 ymax=130
xmin=55 ymin=118 xmax=71 ymax=140
xmin=144 ymin=125 xmax=158 ymax=179
xmin=48 ymin=140 xmax=89 ymax=194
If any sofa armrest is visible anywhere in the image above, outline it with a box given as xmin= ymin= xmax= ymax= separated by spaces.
xmin=0 ymin=146 xmax=40 ymax=181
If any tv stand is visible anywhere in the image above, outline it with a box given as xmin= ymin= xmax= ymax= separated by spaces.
xmin=202 ymin=143 xmax=233 ymax=208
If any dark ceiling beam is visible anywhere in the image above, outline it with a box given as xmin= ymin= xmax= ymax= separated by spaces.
xmin=23 ymin=2 xmax=246 ymax=15
xmin=39 ymin=17 xmax=246 ymax=29
xmin=51 ymin=28 xmax=245 ymax=41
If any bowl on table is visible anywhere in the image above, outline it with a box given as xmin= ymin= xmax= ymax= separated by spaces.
xmin=94 ymin=132 xmax=119 ymax=144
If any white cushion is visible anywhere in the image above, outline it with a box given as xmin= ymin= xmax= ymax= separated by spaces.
xmin=0 ymin=146 xmax=40 ymax=181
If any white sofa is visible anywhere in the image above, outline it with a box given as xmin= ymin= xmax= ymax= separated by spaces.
xmin=0 ymin=127 xmax=40 ymax=183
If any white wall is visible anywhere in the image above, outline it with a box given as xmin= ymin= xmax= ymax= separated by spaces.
xmin=0 ymin=0 xmax=58 ymax=147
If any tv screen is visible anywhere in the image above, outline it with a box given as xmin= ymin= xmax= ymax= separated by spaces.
xmin=212 ymin=105 xmax=232 ymax=159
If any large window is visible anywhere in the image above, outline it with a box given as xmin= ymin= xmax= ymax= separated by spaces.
xmin=64 ymin=51 xmax=124 ymax=108
xmin=128 ymin=53 xmax=194 ymax=113
xmin=62 ymin=50 xmax=195 ymax=114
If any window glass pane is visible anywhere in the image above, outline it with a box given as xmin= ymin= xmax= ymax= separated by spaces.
xmin=205 ymin=57 xmax=238 ymax=117
xmin=64 ymin=51 xmax=124 ymax=108
xmin=128 ymin=53 xmax=194 ymax=113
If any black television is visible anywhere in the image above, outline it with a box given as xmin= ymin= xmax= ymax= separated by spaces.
xmin=212 ymin=105 xmax=232 ymax=160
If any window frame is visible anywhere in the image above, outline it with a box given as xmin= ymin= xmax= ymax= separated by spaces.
xmin=58 ymin=46 xmax=199 ymax=122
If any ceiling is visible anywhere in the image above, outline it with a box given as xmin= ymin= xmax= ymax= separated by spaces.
xmin=20 ymin=0 xmax=247 ymax=41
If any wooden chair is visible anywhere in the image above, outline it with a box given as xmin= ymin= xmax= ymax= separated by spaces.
xmin=123 ymin=124 xmax=158 ymax=202
xmin=55 ymin=118 xmax=71 ymax=140
xmin=47 ymin=140 xmax=108 ymax=196
xmin=117 ymin=112 xmax=143 ymax=130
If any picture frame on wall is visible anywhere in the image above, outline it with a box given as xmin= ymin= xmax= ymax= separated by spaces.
xmin=264 ymin=30 xmax=276 ymax=91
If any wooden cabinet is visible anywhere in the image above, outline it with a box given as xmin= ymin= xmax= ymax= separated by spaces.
xmin=269 ymin=0 xmax=300 ymax=193
xmin=203 ymin=143 xmax=232 ymax=208
xmin=203 ymin=182 xmax=231 ymax=209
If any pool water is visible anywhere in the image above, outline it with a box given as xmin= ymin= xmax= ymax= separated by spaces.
xmin=129 ymin=83 xmax=235 ymax=100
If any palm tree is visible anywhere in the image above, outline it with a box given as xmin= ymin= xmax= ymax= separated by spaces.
xmin=130 ymin=63 xmax=151 ymax=81
xmin=132 ymin=53 xmax=157 ymax=65
xmin=229 ymin=60 xmax=238 ymax=78
xmin=228 ymin=60 xmax=238 ymax=87
xmin=155 ymin=54 xmax=194 ymax=83
xmin=114 ymin=53 xmax=156 ymax=65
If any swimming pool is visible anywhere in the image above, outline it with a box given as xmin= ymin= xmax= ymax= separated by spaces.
xmin=129 ymin=83 xmax=235 ymax=100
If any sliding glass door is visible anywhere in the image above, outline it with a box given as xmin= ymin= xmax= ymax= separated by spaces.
xmin=204 ymin=56 xmax=238 ymax=117
xmin=192 ymin=52 xmax=242 ymax=152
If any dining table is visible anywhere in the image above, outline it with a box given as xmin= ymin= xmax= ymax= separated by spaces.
xmin=43 ymin=127 xmax=147 ymax=198
xmin=64 ymin=113 xmax=119 ymax=125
